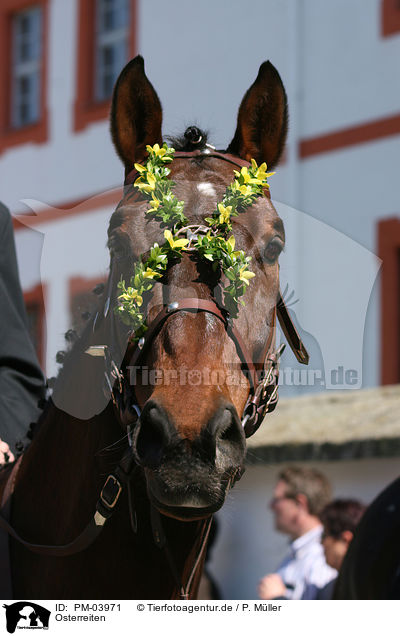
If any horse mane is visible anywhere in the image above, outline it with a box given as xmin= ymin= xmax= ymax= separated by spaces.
xmin=166 ymin=126 xmax=209 ymax=151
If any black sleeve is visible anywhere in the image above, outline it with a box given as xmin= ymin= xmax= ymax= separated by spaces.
xmin=0 ymin=202 xmax=45 ymax=453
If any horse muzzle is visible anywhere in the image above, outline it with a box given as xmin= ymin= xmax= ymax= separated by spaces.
xmin=131 ymin=400 xmax=246 ymax=519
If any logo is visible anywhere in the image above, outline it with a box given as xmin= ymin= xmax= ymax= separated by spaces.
xmin=2 ymin=603 xmax=50 ymax=634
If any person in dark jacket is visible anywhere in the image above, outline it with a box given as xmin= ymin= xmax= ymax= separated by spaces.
xmin=0 ymin=202 xmax=45 ymax=462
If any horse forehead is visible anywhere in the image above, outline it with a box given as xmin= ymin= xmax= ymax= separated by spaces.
xmin=170 ymin=159 xmax=279 ymax=212
xmin=112 ymin=160 xmax=230 ymax=224
xmin=197 ymin=181 xmax=217 ymax=196
xmin=169 ymin=158 xmax=237 ymax=194
xmin=112 ymin=158 xmax=280 ymax=237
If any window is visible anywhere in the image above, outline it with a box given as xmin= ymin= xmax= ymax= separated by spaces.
xmin=381 ymin=0 xmax=400 ymax=37
xmin=0 ymin=0 xmax=48 ymax=154
xmin=11 ymin=7 xmax=42 ymax=128
xmin=95 ymin=0 xmax=129 ymax=101
xmin=74 ymin=0 xmax=136 ymax=132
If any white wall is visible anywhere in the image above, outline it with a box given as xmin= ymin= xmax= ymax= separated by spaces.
xmin=296 ymin=0 xmax=400 ymax=388
xmin=4 ymin=0 xmax=399 ymax=388
xmin=3 ymin=1 xmax=400 ymax=603
xmin=15 ymin=205 xmax=112 ymax=376
xmin=138 ymin=0 xmax=293 ymax=150
xmin=301 ymin=0 xmax=400 ymax=137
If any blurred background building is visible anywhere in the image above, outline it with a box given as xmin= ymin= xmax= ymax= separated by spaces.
xmin=0 ymin=0 xmax=399 ymax=598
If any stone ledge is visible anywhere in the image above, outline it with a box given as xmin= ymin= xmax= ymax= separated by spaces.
xmin=245 ymin=436 xmax=400 ymax=464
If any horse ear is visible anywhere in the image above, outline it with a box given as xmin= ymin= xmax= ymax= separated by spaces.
xmin=110 ymin=55 xmax=163 ymax=172
xmin=227 ymin=61 xmax=288 ymax=169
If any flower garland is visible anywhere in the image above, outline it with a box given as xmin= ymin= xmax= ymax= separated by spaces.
xmin=115 ymin=143 xmax=274 ymax=338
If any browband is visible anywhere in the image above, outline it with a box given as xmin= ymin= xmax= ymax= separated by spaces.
xmin=125 ymin=149 xmax=271 ymax=199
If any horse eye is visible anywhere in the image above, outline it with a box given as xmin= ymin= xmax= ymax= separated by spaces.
xmin=263 ymin=238 xmax=284 ymax=264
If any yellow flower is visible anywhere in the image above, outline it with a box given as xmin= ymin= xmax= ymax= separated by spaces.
xmin=143 ymin=267 xmax=160 ymax=279
xmin=135 ymin=182 xmax=153 ymax=194
xmin=134 ymin=163 xmax=146 ymax=173
xmin=251 ymin=159 xmax=275 ymax=183
xmin=218 ymin=203 xmax=232 ymax=225
xmin=239 ymin=266 xmax=256 ymax=286
xmin=238 ymin=184 xmax=253 ymax=197
xmin=146 ymin=143 xmax=173 ymax=162
xmin=135 ymin=172 xmax=156 ymax=193
xmin=164 ymin=229 xmax=189 ymax=250
xmin=120 ymin=289 xmax=143 ymax=306
xmin=240 ymin=167 xmax=251 ymax=183
xmin=146 ymin=143 xmax=163 ymax=156
xmin=233 ymin=163 xmax=274 ymax=188
xmin=146 ymin=173 xmax=156 ymax=188
xmin=233 ymin=167 xmax=257 ymax=186
xmin=149 ymin=194 xmax=161 ymax=212
xmin=227 ymin=235 xmax=235 ymax=251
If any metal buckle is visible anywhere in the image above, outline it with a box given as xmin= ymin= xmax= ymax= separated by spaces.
xmin=260 ymin=367 xmax=274 ymax=400
xmin=100 ymin=475 xmax=122 ymax=510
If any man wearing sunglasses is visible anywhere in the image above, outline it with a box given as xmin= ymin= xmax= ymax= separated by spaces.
xmin=258 ymin=465 xmax=336 ymax=600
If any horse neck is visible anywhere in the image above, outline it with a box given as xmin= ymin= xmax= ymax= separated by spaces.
xmin=13 ymin=402 xmax=208 ymax=599
xmin=14 ymin=401 xmax=123 ymax=532
xmin=12 ymin=313 xmax=209 ymax=598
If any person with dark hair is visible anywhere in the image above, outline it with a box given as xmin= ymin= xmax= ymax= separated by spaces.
xmin=316 ymin=498 xmax=366 ymax=599
xmin=0 ymin=202 xmax=45 ymax=463
xmin=258 ymin=465 xmax=336 ymax=600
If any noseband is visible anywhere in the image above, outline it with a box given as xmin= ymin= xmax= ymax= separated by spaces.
xmin=90 ymin=149 xmax=309 ymax=438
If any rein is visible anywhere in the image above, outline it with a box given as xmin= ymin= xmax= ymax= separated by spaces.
xmin=0 ymin=148 xmax=309 ymax=600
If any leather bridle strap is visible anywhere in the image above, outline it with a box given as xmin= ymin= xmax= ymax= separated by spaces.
xmin=124 ymin=149 xmax=271 ymax=200
xmin=173 ymin=149 xmax=251 ymax=168
xmin=277 ymin=291 xmax=309 ymax=364
xmin=126 ymin=293 xmax=308 ymax=436
xmin=0 ymin=448 xmax=136 ymax=558
xmin=150 ymin=505 xmax=212 ymax=600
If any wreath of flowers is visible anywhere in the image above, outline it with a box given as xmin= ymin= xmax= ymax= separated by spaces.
xmin=115 ymin=143 xmax=274 ymax=339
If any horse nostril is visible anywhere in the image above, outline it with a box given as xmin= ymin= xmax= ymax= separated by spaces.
xmin=133 ymin=403 xmax=171 ymax=468
xmin=218 ymin=410 xmax=242 ymax=444
xmin=207 ymin=406 xmax=245 ymax=460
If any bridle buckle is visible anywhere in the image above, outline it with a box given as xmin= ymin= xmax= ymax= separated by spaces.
xmin=100 ymin=475 xmax=123 ymax=510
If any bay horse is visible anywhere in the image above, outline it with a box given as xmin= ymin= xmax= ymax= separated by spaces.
xmin=0 ymin=56 xmax=307 ymax=599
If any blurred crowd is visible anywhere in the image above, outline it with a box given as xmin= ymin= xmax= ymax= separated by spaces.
xmin=257 ymin=465 xmax=366 ymax=600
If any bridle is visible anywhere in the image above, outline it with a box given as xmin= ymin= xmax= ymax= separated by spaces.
xmin=0 ymin=148 xmax=309 ymax=600
xmin=98 ymin=294 xmax=307 ymax=439
xmin=97 ymin=148 xmax=309 ymax=438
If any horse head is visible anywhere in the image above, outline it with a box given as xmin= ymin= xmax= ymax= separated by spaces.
xmin=102 ymin=56 xmax=288 ymax=521
xmin=9 ymin=55 xmax=310 ymax=601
